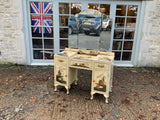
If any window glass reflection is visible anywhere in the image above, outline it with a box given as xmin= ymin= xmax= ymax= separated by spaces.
xmin=122 ymin=52 xmax=132 ymax=60
xmin=88 ymin=4 xmax=99 ymax=10
xmin=127 ymin=5 xmax=138 ymax=16
xmin=43 ymin=27 xmax=54 ymax=37
xmin=114 ymin=52 xmax=121 ymax=60
xmin=59 ymin=16 xmax=69 ymax=26
xmin=33 ymin=39 xmax=42 ymax=48
xmin=125 ymin=30 xmax=134 ymax=39
xmin=44 ymin=39 xmax=54 ymax=49
xmin=123 ymin=41 xmax=133 ymax=50
xmin=126 ymin=18 xmax=136 ymax=28
xmin=60 ymin=40 xmax=68 ymax=49
xmin=100 ymin=4 xmax=110 ymax=15
xmin=116 ymin=5 xmax=126 ymax=16
xmin=60 ymin=28 xmax=68 ymax=38
xmin=59 ymin=3 xmax=69 ymax=14
xmin=33 ymin=50 xmax=43 ymax=59
xmin=115 ymin=17 xmax=125 ymax=28
xmin=113 ymin=41 xmax=122 ymax=50
xmin=71 ymin=3 xmax=81 ymax=15
xmin=114 ymin=29 xmax=124 ymax=39
xmin=32 ymin=27 xmax=42 ymax=37
xmin=44 ymin=50 xmax=54 ymax=59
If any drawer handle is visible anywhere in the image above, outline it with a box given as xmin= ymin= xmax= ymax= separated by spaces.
xmin=98 ymin=65 xmax=104 ymax=68
xmin=59 ymin=60 xmax=64 ymax=62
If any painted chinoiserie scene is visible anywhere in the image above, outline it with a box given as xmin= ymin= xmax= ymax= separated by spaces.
xmin=55 ymin=65 xmax=67 ymax=84
xmin=94 ymin=76 xmax=106 ymax=92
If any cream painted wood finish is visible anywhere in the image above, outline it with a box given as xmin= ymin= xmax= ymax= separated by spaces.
xmin=54 ymin=48 xmax=114 ymax=103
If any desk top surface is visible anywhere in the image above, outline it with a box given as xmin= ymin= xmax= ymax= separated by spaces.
xmin=56 ymin=48 xmax=114 ymax=62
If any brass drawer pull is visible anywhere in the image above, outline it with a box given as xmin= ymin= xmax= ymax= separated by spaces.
xmin=59 ymin=60 xmax=64 ymax=62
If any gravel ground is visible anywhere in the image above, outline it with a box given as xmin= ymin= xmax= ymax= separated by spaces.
xmin=0 ymin=65 xmax=160 ymax=120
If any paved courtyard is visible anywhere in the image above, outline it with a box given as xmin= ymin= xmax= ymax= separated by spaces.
xmin=0 ymin=65 xmax=160 ymax=120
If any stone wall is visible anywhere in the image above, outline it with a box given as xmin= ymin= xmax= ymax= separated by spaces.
xmin=137 ymin=0 xmax=160 ymax=67
xmin=0 ymin=0 xmax=26 ymax=64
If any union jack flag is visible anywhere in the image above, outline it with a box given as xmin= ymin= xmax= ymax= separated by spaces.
xmin=31 ymin=2 xmax=52 ymax=33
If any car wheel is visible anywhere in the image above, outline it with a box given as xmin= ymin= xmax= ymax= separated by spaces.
xmin=85 ymin=31 xmax=90 ymax=35
xmin=69 ymin=27 xmax=72 ymax=35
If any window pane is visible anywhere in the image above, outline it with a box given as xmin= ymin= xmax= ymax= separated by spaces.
xmin=122 ymin=52 xmax=132 ymax=60
xmin=114 ymin=52 xmax=121 ymax=60
xmin=43 ymin=2 xmax=53 ymax=14
xmin=44 ymin=50 xmax=54 ymax=59
xmin=115 ymin=17 xmax=125 ymax=28
xmin=60 ymin=28 xmax=68 ymax=38
xmin=113 ymin=41 xmax=122 ymax=50
xmin=33 ymin=50 xmax=43 ymax=59
xmin=71 ymin=3 xmax=81 ymax=15
xmin=114 ymin=29 xmax=124 ymax=39
xmin=127 ymin=5 xmax=138 ymax=16
xmin=32 ymin=27 xmax=42 ymax=37
xmin=31 ymin=15 xmax=41 ymax=26
xmin=125 ymin=30 xmax=135 ymax=39
xmin=88 ymin=4 xmax=99 ymax=10
xmin=126 ymin=18 xmax=136 ymax=28
xmin=123 ymin=41 xmax=133 ymax=50
xmin=33 ymin=39 xmax=42 ymax=48
xmin=30 ymin=2 xmax=42 ymax=14
xmin=42 ymin=15 xmax=53 ymax=26
xmin=60 ymin=39 xmax=68 ymax=49
xmin=100 ymin=4 xmax=110 ymax=15
xmin=43 ymin=27 xmax=54 ymax=37
xmin=59 ymin=16 xmax=69 ymax=26
xmin=116 ymin=5 xmax=126 ymax=16
xmin=59 ymin=3 xmax=69 ymax=14
xmin=44 ymin=39 xmax=54 ymax=49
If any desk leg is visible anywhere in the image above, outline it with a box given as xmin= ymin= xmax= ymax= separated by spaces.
xmin=54 ymin=85 xmax=57 ymax=91
xmin=90 ymin=94 xmax=93 ymax=100
xmin=65 ymin=86 xmax=69 ymax=94
xmin=75 ymin=69 xmax=78 ymax=85
xmin=104 ymin=95 xmax=109 ymax=104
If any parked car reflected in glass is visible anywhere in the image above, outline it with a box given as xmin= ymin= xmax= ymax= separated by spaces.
xmin=82 ymin=15 xmax=101 ymax=36
xmin=102 ymin=18 xmax=112 ymax=31
xmin=68 ymin=14 xmax=78 ymax=35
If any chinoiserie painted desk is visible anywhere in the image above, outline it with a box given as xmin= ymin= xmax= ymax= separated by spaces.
xmin=54 ymin=48 xmax=114 ymax=103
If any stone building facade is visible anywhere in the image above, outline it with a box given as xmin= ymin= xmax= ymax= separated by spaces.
xmin=0 ymin=0 xmax=159 ymax=67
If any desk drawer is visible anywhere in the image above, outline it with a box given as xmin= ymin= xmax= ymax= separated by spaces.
xmin=55 ymin=57 xmax=67 ymax=64
xmin=70 ymin=60 xmax=92 ymax=69
xmin=94 ymin=62 xmax=109 ymax=70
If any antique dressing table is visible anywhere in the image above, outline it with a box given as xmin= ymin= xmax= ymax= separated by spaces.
xmin=54 ymin=48 xmax=114 ymax=103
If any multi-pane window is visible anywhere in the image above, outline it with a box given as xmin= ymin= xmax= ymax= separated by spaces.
xmin=113 ymin=5 xmax=138 ymax=61
xmin=30 ymin=2 xmax=54 ymax=60
xmin=59 ymin=3 xmax=81 ymax=51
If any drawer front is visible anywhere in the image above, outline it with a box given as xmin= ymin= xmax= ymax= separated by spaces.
xmin=94 ymin=62 xmax=109 ymax=70
xmin=70 ymin=60 xmax=92 ymax=69
xmin=55 ymin=65 xmax=67 ymax=84
xmin=55 ymin=57 xmax=67 ymax=64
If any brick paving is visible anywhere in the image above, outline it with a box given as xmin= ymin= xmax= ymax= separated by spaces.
xmin=0 ymin=65 xmax=160 ymax=120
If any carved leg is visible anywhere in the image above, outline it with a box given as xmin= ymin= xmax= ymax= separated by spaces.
xmin=54 ymin=85 xmax=57 ymax=91
xmin=65 ymin=86 xmax=69 ymax=95
xmin=104 ymin=95 xmax=109 ymax=104
xmin=105 ymin=98 xmax=109 ymax=104
xmin=90 ymin=93 xmax=94 ymax=100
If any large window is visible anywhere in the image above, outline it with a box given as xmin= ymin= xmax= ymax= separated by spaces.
xmin=30 ymin=1 xmax=54 ymax=60
xmin=112 ymin=5 xmax=138 ymax=61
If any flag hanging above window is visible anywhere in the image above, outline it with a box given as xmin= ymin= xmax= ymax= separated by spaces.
xmin=31 ymin=2 xmax=53 ymax=33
